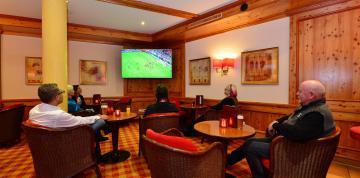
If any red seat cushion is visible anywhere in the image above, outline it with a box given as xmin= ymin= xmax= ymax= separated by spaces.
xmin=24 ymin=120 xmax=50 ymax=129
xmin=261 ymin=158 xmax=270 ymax=170
xmin=146 ymin=129 xmax=198 ymax=152
xmin=144 ymin=112 xmax=179 ymax=119
xmin=2 ymin=103 xmax=23 ymax=110
xmin=350 ymin=126 xmax=360 ymax=140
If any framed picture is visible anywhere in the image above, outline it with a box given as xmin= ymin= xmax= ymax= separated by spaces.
xmin=25 ymin=57 xmax=42 ymax=85
xmin=241 ymin=47 xmax=279 ymax=84
xmin=79 ymin=60 xmax=107 ymax=85
xmin=189 ymin=57 xmax=211 ymax=85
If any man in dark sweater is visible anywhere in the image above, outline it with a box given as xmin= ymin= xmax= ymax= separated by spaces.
xmin=144 ymin=84 xmax=179 ymax=117
xmin=227 ymin=80 xmax=335 ymax=178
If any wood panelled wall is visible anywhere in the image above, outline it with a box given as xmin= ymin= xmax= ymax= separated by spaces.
xmin=288 ymin=0 xmax=360 ymax=161
xmin=123 ymin=43 xmax=185 ymax=99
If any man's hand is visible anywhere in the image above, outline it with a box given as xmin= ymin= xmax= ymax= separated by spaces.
xmin=267 ymin=121 xmax=278 ymax=137
xmin=99 ymin=115 xmax=109 ymax=120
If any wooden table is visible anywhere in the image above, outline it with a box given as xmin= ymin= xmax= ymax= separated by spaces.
xmin=194 ymin=120 xmax=256 ymax=153
xmin=102 ymin=112 xmax=137 ymax=163
xmin=180 ymin=104 xmax=208 ymax=134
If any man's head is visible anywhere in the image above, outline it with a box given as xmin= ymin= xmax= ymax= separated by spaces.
xmin=297 ymin=80 xmax=326 ymax=105
xmin=38 ymin=83 xmax=64 ymax=105
xmin=155 ymin=84 xmax=168 ymax=102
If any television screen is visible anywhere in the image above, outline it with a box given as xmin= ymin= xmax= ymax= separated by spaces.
xmin=121 ymin=49 xmax=172 ymax=78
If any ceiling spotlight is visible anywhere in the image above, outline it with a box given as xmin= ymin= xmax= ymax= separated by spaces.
xmin=240 ymin=1 xmax=248 ymax=11
xmin=141 ymin=21 xmax=145 ymax=26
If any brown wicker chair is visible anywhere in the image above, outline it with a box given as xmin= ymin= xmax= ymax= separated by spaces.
xmin=139 ymin=112 xmax=180 ymax=156
xmin=143 ymin=128 xmax=226 ymax=178
xmin=22 ymin=121 xmax=101 ymax=178
xmin=0 ymin=104 xmax=25 ymax=147
xmin=266 ymin=127 xmax=341 ymax=178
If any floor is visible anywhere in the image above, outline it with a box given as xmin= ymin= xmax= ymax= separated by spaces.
xmin=0 ymin=121 xmax=359 ymax=178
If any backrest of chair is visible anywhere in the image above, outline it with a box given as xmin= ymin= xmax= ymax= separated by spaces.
xmin=0 ymin=104 xmax=25 ymax=146
xmin=221 ymin=105 xmax=239 ymax=119
xmin=22 ymin=122 xmax=96 ymax=178
xmin=270 ymin=127 xmax=341 ymax=178
xmin=142 ymin=135 xmax=225 ymax=178
xmin=140 ymin=112 xmax=180 ymax=156
xmin=116 ymin=96 xmax=132 ymax=112
xmin=92 ymin=94 xmax=101 ymax=105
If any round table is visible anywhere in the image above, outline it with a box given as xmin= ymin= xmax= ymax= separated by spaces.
xmin=194 ymin=120 xmax=256 ymax=153
xmin=102 ymin=112 xmax=137 ymax=163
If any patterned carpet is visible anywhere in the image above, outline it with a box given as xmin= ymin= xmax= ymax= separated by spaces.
xmin=0 ymin=121 xmax=252 ymax=178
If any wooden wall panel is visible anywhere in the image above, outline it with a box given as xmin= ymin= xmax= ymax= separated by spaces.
xmin=289 ymin=0 xmax=360 ymax=161
xmin=124 ymin=43 xmax=185 ymax=98
xmin=298 ymin=9 xmax=360 ymax=101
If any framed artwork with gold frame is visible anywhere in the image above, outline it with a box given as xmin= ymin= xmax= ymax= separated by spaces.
xmin=25 ymin=57 xmax=42 ymax=85
xmin=241 ymin=47 xmax=279 ymax=84
xmin=79 ymin=60 xmax=107 ymax=85
xmin=189 ymin=57 xmax=211 ymax=85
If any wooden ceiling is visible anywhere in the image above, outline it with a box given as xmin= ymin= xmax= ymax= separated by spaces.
xmin=97 ymin=0 xmax=198 ymax=19
xmin=0 ymin=0 xmax=351 ymax=45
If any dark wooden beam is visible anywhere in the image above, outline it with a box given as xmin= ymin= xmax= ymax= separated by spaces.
xmin=97 ymin=0 xmax=198 ymax=19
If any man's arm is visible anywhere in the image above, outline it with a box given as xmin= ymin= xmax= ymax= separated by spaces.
xmin=272 ymin=112 xmax=324 ymax=141
xmin=55 ymin=111 xmax=101 ymax=127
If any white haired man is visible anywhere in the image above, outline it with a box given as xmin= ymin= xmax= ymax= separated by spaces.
xmin=227 ymin=80 xmax=336 ymax=178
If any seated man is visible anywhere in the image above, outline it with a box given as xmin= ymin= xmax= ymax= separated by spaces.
xmin=29 ymin=83 xmax=109 ymax=161
xmin=144 ymin=84 xmax=179 ymax=117
xmin=227 ymin=80 xmax=336 ymax=178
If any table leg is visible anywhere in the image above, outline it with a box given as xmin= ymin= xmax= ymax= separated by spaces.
xmin=102 ymin=123 xmax=130 ymax=163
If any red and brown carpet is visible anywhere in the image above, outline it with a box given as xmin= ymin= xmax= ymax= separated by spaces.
xmin=0 ymin=121 xmax=252 ymax=178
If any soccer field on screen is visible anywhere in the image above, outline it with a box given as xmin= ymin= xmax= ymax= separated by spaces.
xmin=122 ymin=51 xmax=172 ymax=78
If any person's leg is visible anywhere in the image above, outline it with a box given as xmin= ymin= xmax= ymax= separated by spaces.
xmin=90 ymin=119 xmax=106 ymax=161
xmin=243 ymin=137 xmax=272 ymax=178
xmin=227 ymin=137 xmax=270 ymax=166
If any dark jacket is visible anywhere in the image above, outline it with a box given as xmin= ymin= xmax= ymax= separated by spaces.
xmin=211 ymin=96 xmax=238 ymax=110
xmin=144 ymin=102 xmax=179 ymax=117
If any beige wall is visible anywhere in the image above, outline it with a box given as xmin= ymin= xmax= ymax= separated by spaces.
xmin=1 ymin=35 xmax=123 ymax=99
xmin=185 ymin=17 xmax=290 ymax=104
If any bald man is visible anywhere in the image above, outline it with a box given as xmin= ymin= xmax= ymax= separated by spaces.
xmin=227 ymin=80 xmax=335 ymax=178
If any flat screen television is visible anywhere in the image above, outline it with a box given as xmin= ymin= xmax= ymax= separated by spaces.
xmin=121 ymin=49 xmax=172 ymax=78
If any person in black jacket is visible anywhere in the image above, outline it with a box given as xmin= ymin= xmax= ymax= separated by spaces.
xmin=194 ymin=84 xmax=238 ymax=124
xmin=211 ymin=84 xmax=238 ymax=110
xmin=227 ymin=80 xmax=335 ymax=178
xmin=143 ymin=84 xmax=179 ymax=117
xmin=72 ymin=85 xmax=86 ymax=109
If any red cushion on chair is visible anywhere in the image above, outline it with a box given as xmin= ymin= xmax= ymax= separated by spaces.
xmin=24 ymin=120 xmax=50 ymax=129
xmin=261 ymin=158 xmax=270 ymax=170
xmin=350 ymin=126 xmax=360 ymax=140
xmin=146 ymin=129 xmax=198 ymax=152
xmin=2 ymin=103 xmax=24 ymax=110
xmin=144 ymin=112 xmax=180 ymax=119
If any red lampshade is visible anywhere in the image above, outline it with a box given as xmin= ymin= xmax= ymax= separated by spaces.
xmin=222 ymin=58 xmax=235 ymax=68
xmin=213 ymin=60 xmax=223 ymax=68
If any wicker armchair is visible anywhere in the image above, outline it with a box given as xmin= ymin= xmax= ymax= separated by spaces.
xmin=266 ymin=127 xmax=341 ymax=178
xmin=143 ymin=128 xmax=226 ymax=178
xmin=0 ymin=104 xmax=25 ymax=147
xmin=22 ymin=121 xmax=101 ymax=178
xmin=139 ymin=112 xmax=180 ymax=156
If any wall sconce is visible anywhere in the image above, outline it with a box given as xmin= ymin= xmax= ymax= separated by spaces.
xmin=213 ymin=58 xmax=235 ymax=76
